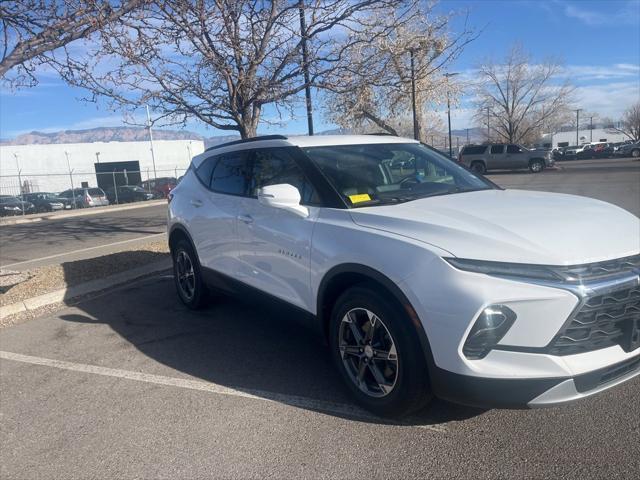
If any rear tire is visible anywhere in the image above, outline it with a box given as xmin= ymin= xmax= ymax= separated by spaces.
xmin=470 ymin=161 xmax=486 ymax=175
xmin=328 ymin=283 xmax=432 ymax=418
xmin=172 ymin=239 xmax=208 ymax=309
xmin=529 ymin=159 xmax=545 ymax=173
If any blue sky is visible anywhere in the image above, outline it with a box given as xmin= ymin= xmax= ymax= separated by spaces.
xmin=1 ymin=0 xmax=639 ymax=139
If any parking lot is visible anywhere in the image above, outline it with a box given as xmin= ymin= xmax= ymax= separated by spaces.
xmin=1 ymin=158 xmax=639 ymax=478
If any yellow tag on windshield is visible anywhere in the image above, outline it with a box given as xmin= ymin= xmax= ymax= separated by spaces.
xmin=348 ymin=194 xmax=372 ymax=204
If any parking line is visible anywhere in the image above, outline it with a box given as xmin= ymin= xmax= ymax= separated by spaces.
xmin=0 ymin=350 xmax=445 ymax=432
xmin=1 ymin=233 xmax=166 ymax=269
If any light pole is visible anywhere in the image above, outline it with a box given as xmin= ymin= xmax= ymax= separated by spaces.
xmin=65 ymin=151 xmax=76 ymax=209
xmin=444 ymin=72 xmax=459 ymax=158
xmin=298 ymin=0 xmax=313 ymax=135
xmin=146 ymin=105 xmax=158 ymax=180
xmin=575 ymin=108 xmax=582 ymax=146
xmin=466 ymin=128 xmax=469 ymax=145
xmin=95 ymin=152 xmax=100 ymax=164
xmin=409 ymin=49 xmax=419 ymax=140
xmin=589 ymin=116 xmax=593 ymax=142
xmin=14 ymin=153 xmax=24 ymax=216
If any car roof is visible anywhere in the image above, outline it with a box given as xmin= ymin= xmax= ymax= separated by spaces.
xmin=192 ymin=134 xmax=419 ymax=167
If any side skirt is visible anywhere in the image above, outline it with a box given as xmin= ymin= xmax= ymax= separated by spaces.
xmin=201 ymin=267 xmax=324 ymax=340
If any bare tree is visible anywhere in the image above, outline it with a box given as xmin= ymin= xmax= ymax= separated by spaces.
xmin=51 ymin=0 xmax=416 ymax=138
xmin=0 ymin=0 xmax=145 ymax=87
xmin=608 ymin=102 xmax=640 ymax=141
xmin=323 ymin=7 xmax=475 ymax=141
xmin=474 ymin=45 xmax=574 ymax=144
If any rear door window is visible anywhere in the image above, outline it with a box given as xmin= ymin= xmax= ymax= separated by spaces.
xmin=210 ymin=152 xmax=251 ymax=196
xmin=462 ymin=145 xmax=487 ymax=155
xmin=490 ymin=145 xmax=505 ymax=154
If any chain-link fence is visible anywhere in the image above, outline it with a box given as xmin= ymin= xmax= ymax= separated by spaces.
xmin=0 ymin=167 xmax=188 ymax=214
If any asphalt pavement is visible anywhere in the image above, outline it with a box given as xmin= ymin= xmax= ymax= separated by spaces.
xmin=1 ymin=274 xmax=638 ymax=479
xmin=0 ymin=157 xmax=639 ymax=478
xmin=0 ymin=203 xmax=167 ymax=270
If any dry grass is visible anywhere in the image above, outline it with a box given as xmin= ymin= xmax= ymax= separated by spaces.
xmin=1 ymin=240 xmax=169 ymax=307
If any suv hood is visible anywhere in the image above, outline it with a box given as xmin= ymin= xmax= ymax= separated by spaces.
xmin=349 ymin=189 xmax=640 ymax=265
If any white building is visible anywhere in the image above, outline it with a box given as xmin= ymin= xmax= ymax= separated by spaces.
xmin=0 ymin=139 xmax=205 ymax=195
xmin=540 ymin=127 xmax=630 ymax=148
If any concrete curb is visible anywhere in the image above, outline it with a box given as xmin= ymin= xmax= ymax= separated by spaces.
xmin=0 ymin=199 xmax=166 ymax=226
xmin=0 ymin=259 xmax=171 ymax=320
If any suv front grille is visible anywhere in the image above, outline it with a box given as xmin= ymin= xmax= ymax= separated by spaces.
xmin=548 ymin=285 xmax=640 ymax=356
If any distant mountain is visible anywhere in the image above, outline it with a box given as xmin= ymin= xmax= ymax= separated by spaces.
xmin=1 ymin=127 xmax=203 ymax=145
xmin=0 ymin=126 xmax=246 ymax=149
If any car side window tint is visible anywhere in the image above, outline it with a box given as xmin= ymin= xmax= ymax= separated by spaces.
xmin=250 ymin=148 xmax=320 ymax=205
xmin=506 ymin=144 xmax=521 ymax=154
xmin=210 ymin=152 xmax=250 ymax=196
xmin=490 ymin=145 xmax=504 ymax=154
xmin=195 ymin=156 xmax=217 ymax=186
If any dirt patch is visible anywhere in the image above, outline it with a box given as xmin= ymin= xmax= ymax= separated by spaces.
xmin=0 ymin=240 xmax=169 ymax=307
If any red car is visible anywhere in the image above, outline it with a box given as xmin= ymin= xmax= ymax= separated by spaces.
xmin=139 ymin=177 xmax=177 ymax=198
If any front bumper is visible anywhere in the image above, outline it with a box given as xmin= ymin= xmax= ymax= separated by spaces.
xmin=432 ymin=354 xmax=640 ymax=408
xmin=399 ymin=255 xmax=640 ymax=407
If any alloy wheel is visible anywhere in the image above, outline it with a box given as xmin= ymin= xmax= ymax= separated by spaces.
xmin=175 ymin=250 xmax=196 ymax=301
xmin=338 ymin=308 xmax=399 ymax=398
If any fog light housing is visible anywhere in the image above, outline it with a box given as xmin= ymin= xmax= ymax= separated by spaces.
xmin=463 ymin=305 xmax=516 ymax=359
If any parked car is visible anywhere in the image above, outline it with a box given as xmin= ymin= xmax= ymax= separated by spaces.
xmin=616 ymin=141 xmax=640 ymax=158
xmin=22 ymin=192 xmax=68 ymax=213
xmin=457 ymin=143 xmax=553 ymax=173
xmin=0 ymin=195 xmax=35 ymax=216
xmin=167 ymin=134 xmax=640 ymax=417
xmin=139 ymin=177 xmax=177 ymax=198
xmin=58 ymin=187 xmax=109 ymax=208
xmin=105 ymin=185 xmax=155 ymax=204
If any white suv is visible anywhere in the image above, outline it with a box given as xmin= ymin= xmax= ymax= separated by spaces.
xmin=168 ymin=134 xmax=640 ymax=417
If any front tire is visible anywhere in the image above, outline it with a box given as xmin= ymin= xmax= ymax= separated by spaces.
xmin=329 ymin=283 xmax=432 ymax=417
xmin=631 ymin=148 xmax=640 ymax=158
xmin=172 ymin=239 xmax=208 ymax=309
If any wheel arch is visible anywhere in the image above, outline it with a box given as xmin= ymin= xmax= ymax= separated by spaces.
xmin=168 ymin=224 xmax=201 ymax=265
xmin=316 ymin=263 xmax=435 ymax=367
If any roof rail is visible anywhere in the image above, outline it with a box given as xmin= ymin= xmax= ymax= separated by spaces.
xmin=365 ymin=132 xmax=396 ymax=136
xmin=204 ymin=134 xmax=288 ymax=152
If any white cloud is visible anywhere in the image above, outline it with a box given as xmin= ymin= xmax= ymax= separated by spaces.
xmin=563 ymin=1 xmax=640 ymax=26
xmin=574 ymin=81 xmax=640 ymax=118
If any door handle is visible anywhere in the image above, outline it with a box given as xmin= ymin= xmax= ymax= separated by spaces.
xmin=238 ymin=214 xmax=253 ymax=224
xmin=190 ymin=199 xmax=203 ymax=207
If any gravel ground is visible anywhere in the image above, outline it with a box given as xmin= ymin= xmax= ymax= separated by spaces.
xmin=0 ymin=240 xmax=168 ymax=307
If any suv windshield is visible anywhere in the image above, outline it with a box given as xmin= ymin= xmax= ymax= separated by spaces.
xmin=302 ymin=143 xmax=494 ymax=207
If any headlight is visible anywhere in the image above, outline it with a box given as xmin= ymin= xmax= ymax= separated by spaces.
xmin=445 ymin=258 xmax=564 ymax=281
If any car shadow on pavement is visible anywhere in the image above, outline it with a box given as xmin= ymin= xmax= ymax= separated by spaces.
xmin=58 ymin=274 xmax=485 ymax=428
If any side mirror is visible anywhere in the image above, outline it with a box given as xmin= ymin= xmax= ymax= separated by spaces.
xmin=257 ymin=183 xmax=309 ymax=217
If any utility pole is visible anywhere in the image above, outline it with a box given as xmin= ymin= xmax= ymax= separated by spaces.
xmin=589 ymin=116 xmax=593 ymax=142
xmin=444 ymin=72 xmax=459 ymax=158
xmin=95 ymin=152 xmax=100 ymax=164
xmin=575 ymin=109 xmax=582 ymax=146
xmin=146 ymin=105 xmax=158 ymax=180
xmin=466 ymin=128 xmax=469 ymax=144
xmin=410 ymin=49 xmax=419 ymax=140
xmin=298 ymin=1 xmax=313 ymax=135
